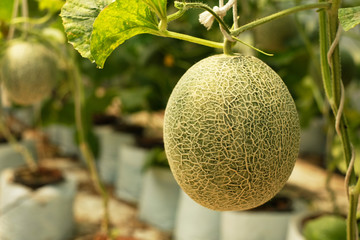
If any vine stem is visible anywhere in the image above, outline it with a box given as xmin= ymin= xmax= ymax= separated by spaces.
xmin=162 ymin=30 xmax=223 ymax=49
xmin=167 ymin=7 xmax=186 ymax=22
xmin=31 ymin=29 xmax=112 ymax=238
xmin=318 ymin=0 xmax=359 ymax=239
xmin=68 ymin=57 xmax=111 ymax=237
xmin=7 ymin=0 xmax=20 ymax=40
xmin=232 ymin=0 xmax=238 ymax=29
xmin=21 ymin=0 xmax=29 ymax=38
xmin=10 ymin=12 xmax=53 ymax=26
xmin=231 ymin=2 xmax=331 ymax=36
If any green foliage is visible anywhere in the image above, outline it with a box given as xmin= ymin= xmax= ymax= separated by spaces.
xmin=60 ymin=0 xmax=167 ymax=67
xmin=60 ymin=0 xmax=112 ymax=60
xmin=85 ymin=88 xmax=118 ymax=116
xmin=339 ymin=6 xmax=360 ymax=31
xmin=332 ymin=136 xmax=360 ymax=177
xmin=37 ymin=0 xmax=64 ymax=13
xmin=295 ymin=76 xmax=323 ymax=128
xmin=39 ymin=80 xmax=118 ymax=158
xmin=303 ymin=215 xmax=347 ymax=240
xmin=119 ymin=87 xmax=151 ymax=114
xmin=0 ymin=0 xmax=14 ymax=21
xmin=142 ymin=0 xmax=167 ymax=19
xmin=90 ymin=0 xmax=161 ymax=68
xmin=40 ymin=98 xmax=75 ymax=126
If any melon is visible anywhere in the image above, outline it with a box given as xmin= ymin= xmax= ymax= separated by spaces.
xmin=164 ymin=54 xmax=300 ymax=211
xmin=0 ymin=41 xmax=58 ymax=105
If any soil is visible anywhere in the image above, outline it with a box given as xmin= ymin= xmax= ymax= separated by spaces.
xmin=92 ymin=233 xmax=138 ymax=240
xmin=135 ymin=136 xmax=163 ymax=149
xmin=20 ymin=130 xmax=349 ymax=240
xmin=249 ymin=195 xmax=293 ymax=212
xmin=113 ymin=119 xmax=144 ymax=136
xmin=0 ymin=132 xmax=22 ymax=144
xmin=13 ymin=166 xmax=64 ymax=190
xmin=92 ymin=114 xmax=118 ymax=126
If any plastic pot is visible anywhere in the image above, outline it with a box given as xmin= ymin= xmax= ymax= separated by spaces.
xmin=115 ymin=144 xmax=149 ymax=204
xmin=174 ymin=190 xmax=220 ymax=240
xmin=0 ymin=168 xmax=77 ymax=240
xmin=44 ymin=124 xmax=79 ymax=157
xmin=95 ymin=126 xmax=135 ymax=185
xmin=220 ymin=197 xmax=307 ymax=240
xmin=0 ymin=139 xmax=37 ymax=173
xmin=138 ymin=167 xmax=180 ymax=232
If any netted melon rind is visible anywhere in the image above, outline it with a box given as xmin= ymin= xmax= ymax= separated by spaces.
xmin=0 ymin=41 xmax=58 ymax=105
xmin=164 ymin=54 xmax=300 ymax=211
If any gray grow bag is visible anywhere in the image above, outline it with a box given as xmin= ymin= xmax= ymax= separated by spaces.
xmin=0 ymin=169 xmax=77 ymax=240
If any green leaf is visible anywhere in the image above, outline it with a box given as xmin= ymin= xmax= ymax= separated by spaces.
xmin=303 ymin=215 xmax=346 ymax=240
xmin=38 ymin=0 xmax=65 ymax=13
xmin=0 ymin=0 xmax=14 ymax=22
xmin=143 ymin=0 xmax=167 ymax=19
xmin=90 ymin=0 xmax=160 ymax=68
xmin=60 ymin=0 xmax=112 ymax=61
xmin=339 ymin=6 xmax=360 ymax=31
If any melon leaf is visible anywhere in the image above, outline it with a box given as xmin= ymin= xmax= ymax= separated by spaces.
xmin=60 ymin=0 xmax=112 ymax=61
xmin=142 ymin=0 xmax=167 ymax=20
xmin=339 ymin=6 xmax=360 ymax=31
xmin=90 ymin=0 xmax=161 ymax=68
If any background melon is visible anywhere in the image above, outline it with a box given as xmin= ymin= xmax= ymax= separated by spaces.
xmin=164 ymin=54 xmax=300 ymax=211
xmin=0 ymin=41 xmax=58 ymax=105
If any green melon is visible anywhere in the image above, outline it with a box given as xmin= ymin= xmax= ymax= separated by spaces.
xmin=0 ymin=41 xmax=58 ymax=105
xmin=164 ymin=54 xmax=300 ymax=211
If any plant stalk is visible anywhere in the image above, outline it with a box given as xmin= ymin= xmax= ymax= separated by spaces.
xmin=69 ymin=59 xmax=111 ymax=237
xmin=7 ymin=0 xmax=20 ymax=40
xmin=223 ymin=39 xmax=233 ymax=55
xmin=318 ymin=0 xmax=359 ymax=239
xmin=163 ymin=30 xmax=223 ymax=49
xmin=348 ymin=190 xmax=359 ymax=240
xmin=21 ymin=0 xmax=29 ymax=39
xmin=232 ymin=2 xmax=331 ymax=36
xmin=167 ymin=8 xmax=186 ymax=23
xmin=10 ymin=12 xmax=52 ymax=26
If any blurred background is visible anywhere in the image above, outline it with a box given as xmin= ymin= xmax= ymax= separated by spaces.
xmin=0 ymin=0 xmax=359 ymax=239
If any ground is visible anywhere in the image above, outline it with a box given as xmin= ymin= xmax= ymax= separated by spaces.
xmin=33 ymin=130 xmax=349 ymax=240
xmin=40 ymin=157 xmax=171 ymax=240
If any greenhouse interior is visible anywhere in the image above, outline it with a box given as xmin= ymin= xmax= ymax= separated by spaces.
xmin=0 ymin=0 xmax=360 ymax=239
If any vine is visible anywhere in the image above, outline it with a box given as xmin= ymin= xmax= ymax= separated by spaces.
xmin=66 ymin=52 xmax=111 ymax=237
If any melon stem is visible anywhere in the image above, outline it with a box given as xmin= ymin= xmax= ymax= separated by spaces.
xmin=223 ymin=39 xmax=233 ymax=55
xmin=163 ymin=31 xmax=223 ymax=49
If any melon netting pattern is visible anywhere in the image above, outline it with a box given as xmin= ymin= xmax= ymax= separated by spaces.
xmin=164 ymin=54 xmax=300 ymax=211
